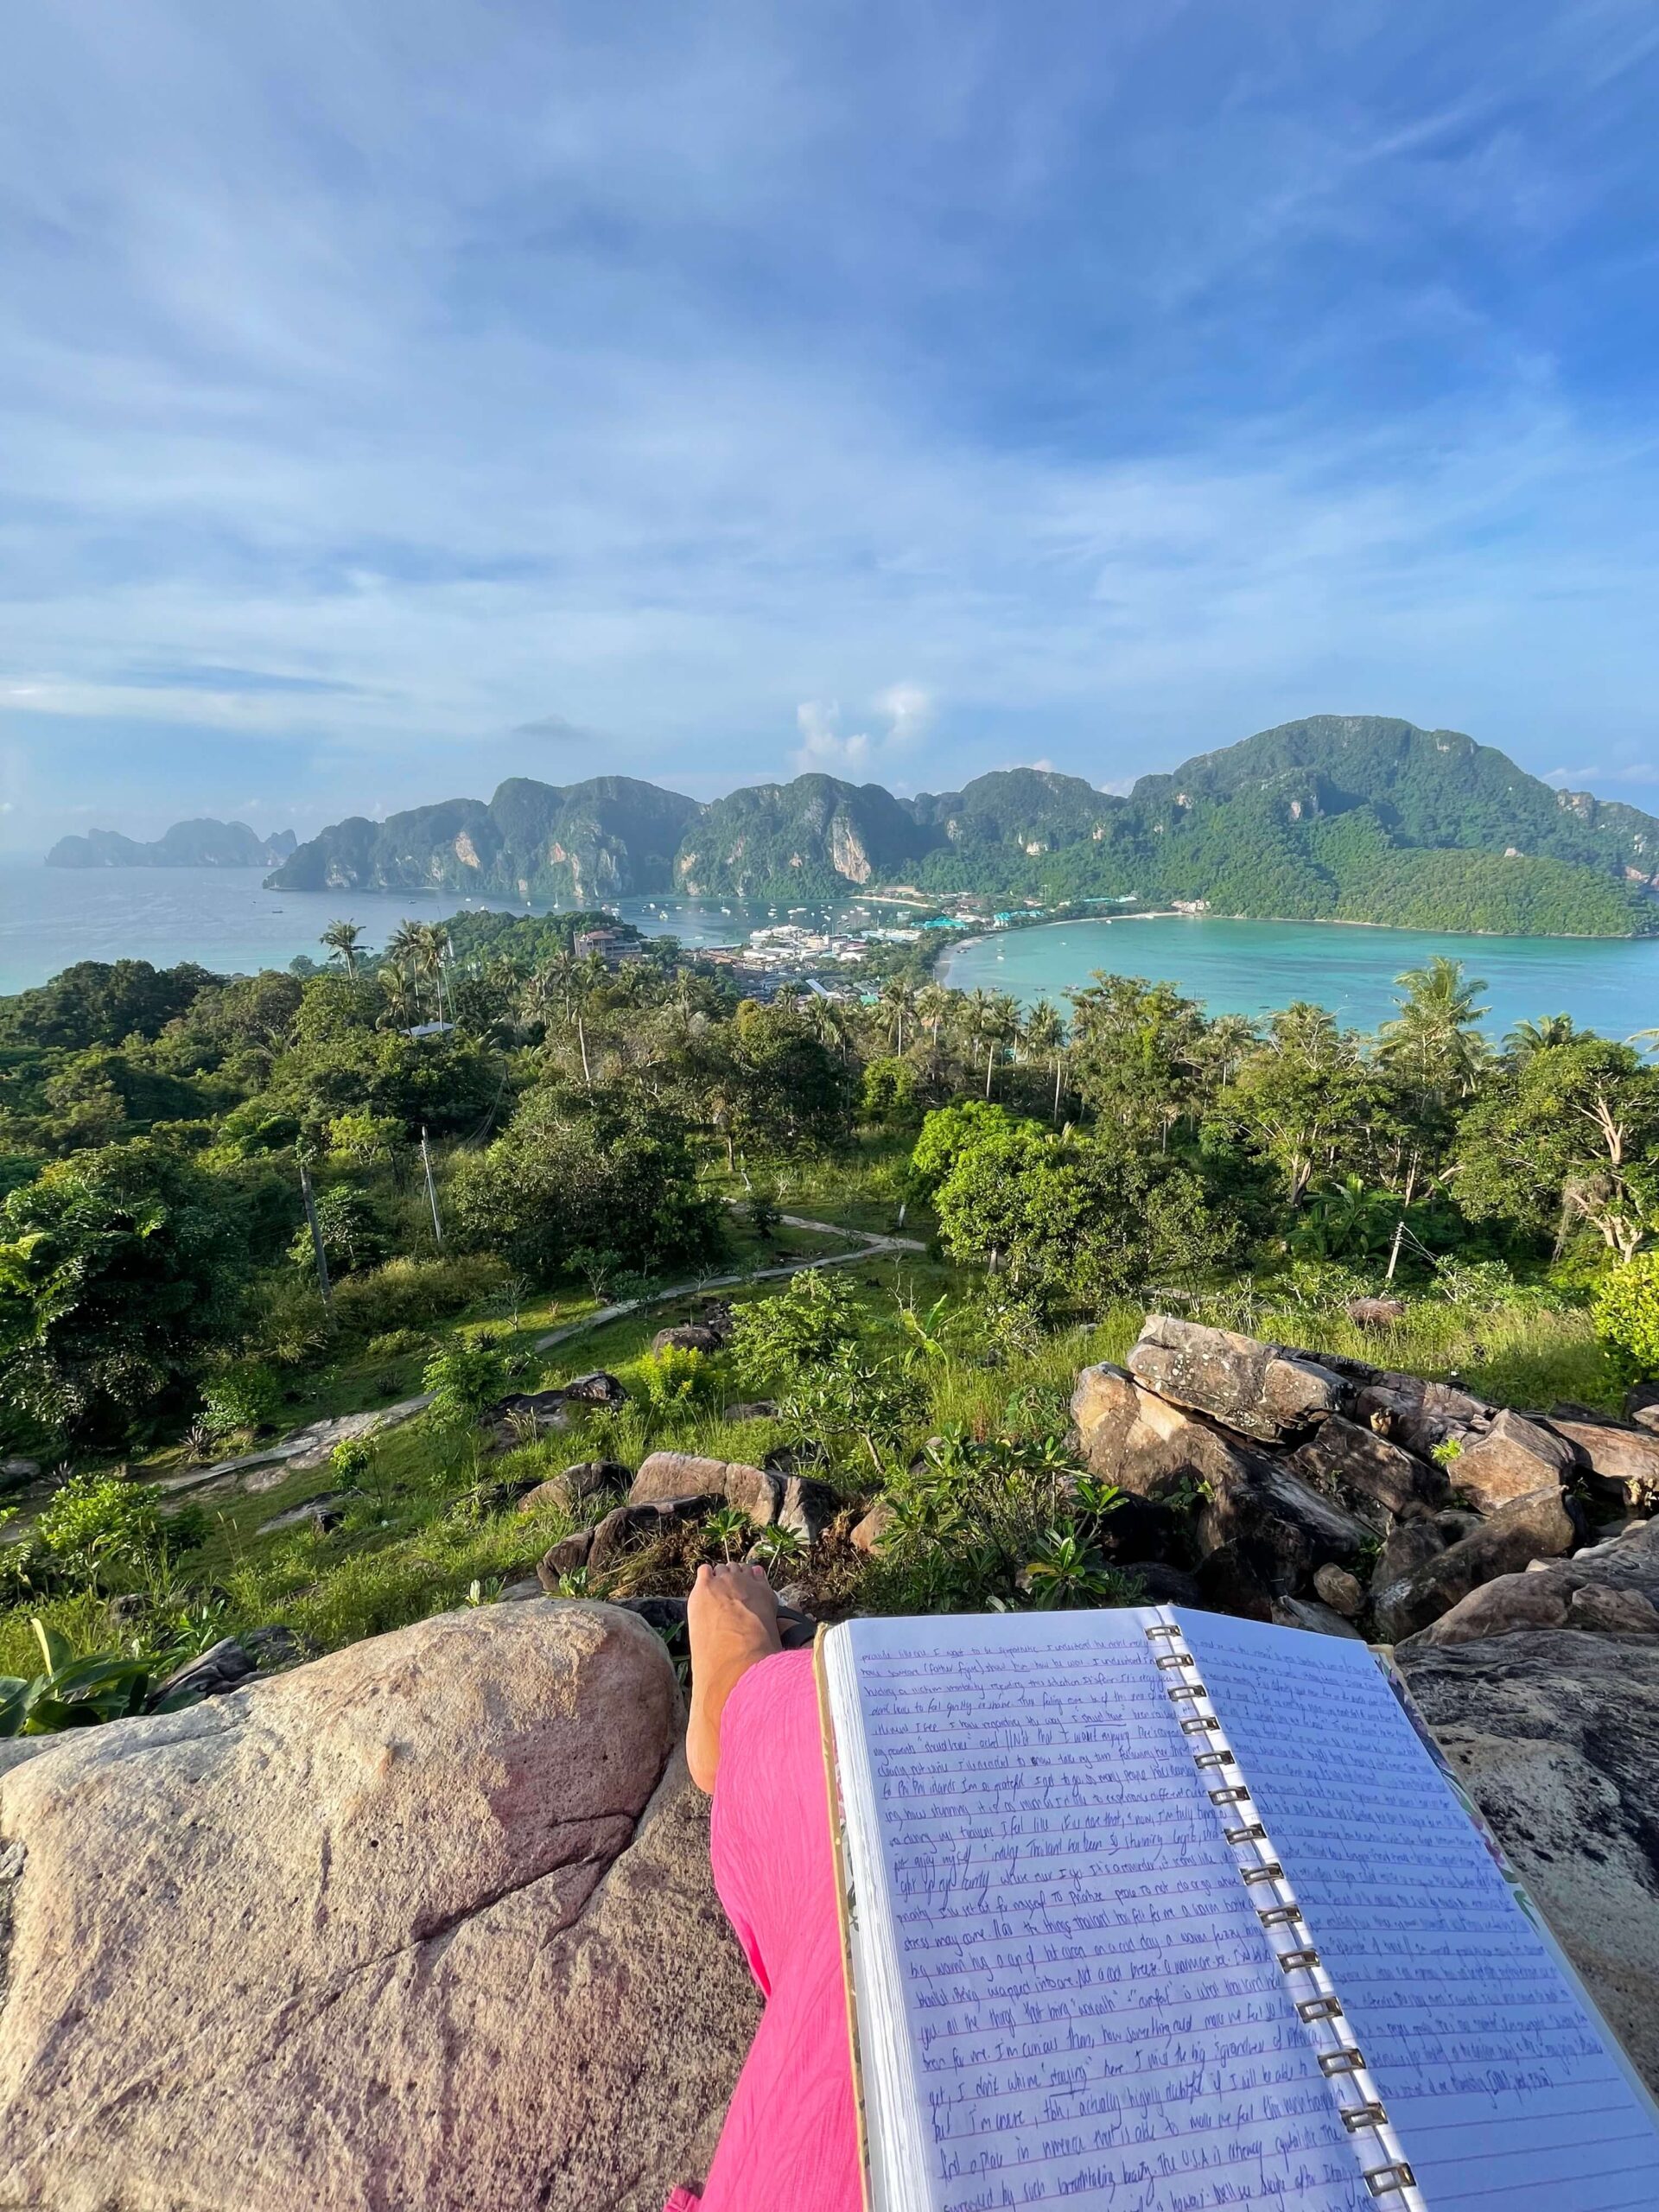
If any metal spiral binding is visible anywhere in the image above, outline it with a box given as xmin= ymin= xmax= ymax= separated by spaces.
xmin=1145 ymin=1615 xmax=1425 ymax=2209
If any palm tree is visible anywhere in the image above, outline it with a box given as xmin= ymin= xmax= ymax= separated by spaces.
xmin=880 ymin=976 xmax=919 ymax=1057
xmin=974 ymin=991 xmax=1019 ymax=1099
xmin=321 ymin=919 xmax=366 ymax=976
xmin=1023 ymin=999 xmax=1066 ymax=1121
xmin=1378 ymin=957 xmax=1488 ymax=1099
xmin=1506 ymin=1014 xmax=1578 ymax=1058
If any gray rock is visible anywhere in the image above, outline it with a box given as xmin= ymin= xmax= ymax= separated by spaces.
xmin=0 ymin=1602 xmax=760 ymax=2211
xmin=1544 ymin=1411 xmax=1659 ymax=1510
xmin=650 ymin=1324 xmax=726 ymax=1357
xmin=1451 ymin=1407 xmax=1578 ymax=1513
xmin=1407 ymin=1571 xmax=1575 ymax=1645
xmin=255 ymin=1493 xmax=352 ymax=1536
xmin=723 ymin=1401 xmax=779 ymax=1421
xmin=537 ymin=1527 xmax=594 ymax=1586
xmin=777 ymin=1474 xmax=836 ymax=1546
xmin=1375 ymin=1486 xmax=1579 ymax=1642
xmin=1270 ymin=1596 xmax=1365 ymax=1640
xmin=1395 ymin=1631 xmax=1659 ymax=2090
xmin=562 ymin=1370 xmax=628 ymax=1406
xmin=1195 ymin=1453 xmax=1371 ymax=1593
xmin=628 ymin=1452 xmax=780 ymax=1526
xmin=1344 ymin=1297 xmax=1406 ymax=1325
xmin=1624 ymin=1382 xmax=1659 ymax=1433
xmin=1192 ymin=1541 xmax=1274 ymax=1622
xmin=1567 ymin=1583 xmax=1659 ymax=1636
xmin=1434 ymin=1508 xmax=1484 ymax=1544
xmin=0 ymin=1457 xmax=40 ymax=1492
xmin=1406 ymin=1517 xmax=1659 ymax=1649
xmin=1071 ymin=1363 xmax=1262 ymax=1501
xmin=1313 ymin=1563 xmax=1365 ymax=1618
xmin=517 ymin=1460 xmax=629 ymax=1515
xmin=148 ymin=1635 xmax=257 ymax=1707
xmin=1372 ymin=1518 xmax=1445 ymax=1589
xmin=1117 ymin=1561 xmax=1202 ymax=1608
xmin=1126 ymin=1316 xmax=1344 ymax=1440
xmin=850 ymin=1499 xmax=895 ymax=1554
xmin=1353 ymin=1373 xmax=1489 ymax=1461
xmin=1287 ymin=1412 xmax=1442 ymax=1522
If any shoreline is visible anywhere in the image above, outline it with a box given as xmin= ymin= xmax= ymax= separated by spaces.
xmin=939 ymin=906 xmax=1644 ymax=979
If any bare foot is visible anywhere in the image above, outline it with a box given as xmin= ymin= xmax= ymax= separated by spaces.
xmin=686 ymin=1562 xmax=782 ymax=1794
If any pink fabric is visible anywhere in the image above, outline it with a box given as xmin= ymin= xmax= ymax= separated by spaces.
xmin=668 ymin=1648 xmax=862 ymax=2212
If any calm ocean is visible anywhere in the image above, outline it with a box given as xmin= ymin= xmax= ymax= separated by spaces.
xmin=2 ymin=860 xmax=1656 ymax=1038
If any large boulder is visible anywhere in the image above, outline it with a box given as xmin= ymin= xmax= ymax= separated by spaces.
xmin=1071 ymin=1363 xmax=1259 ymax=1500
xmin=1451 ymin=1408 xmax=1577 ymax=1513
xmin=1395 ymin=1631 xmax=1659 ymax=2089
xmin=628 ymin=1452 xmax=780 ymax=1525
xmin=650 ymin=1324 xmax=726 ymax=1357
xmin=1545 ymin=1409 xmax=1659 ymax=1512
xmin=1125 ymin=1316 xmax=1344 ymax=1440
xmin=1194 ymin=1454 xmax=1371 ymax=1593
xmin=1405 ymin=1518 xmax=1659 ymax=1649
xmin=1374 ymin=1485 xmax=1579 ymax=1642
xmin=1287 ymin=1412 xmax=1442 ymax=1523
xmin=0 ymin=1601 xmax=760 ymax=2212
xmin=1353 ymin=1372 xmax=1489 ymax=1461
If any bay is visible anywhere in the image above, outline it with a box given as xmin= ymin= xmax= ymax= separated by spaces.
xmin=941 ymin=913 xmax=1659 ymax=1039
xmin=0 ymin=861 xmax=798 ymax=997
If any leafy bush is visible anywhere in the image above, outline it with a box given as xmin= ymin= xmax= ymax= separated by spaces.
xmin=637 ymin=1344 xmax=717 ymax=1416
xmin=286 ymin=1185 xmax=389 ymax=1278
xmin=365 ymin=1326 xmax=430 ymax=1361
xmin=200 ymin=1362 xmax=283 ymax=1439
xmin=729 ymin=1270 xmax=862 ymax=1390
xmin=329 ymin=1254 xmax=510 ymax=1338
xmin=1592 ymin=1253 xmax=1659 ymax=1382
xmin=35 ymin=1472 xmax=204 ymax=1589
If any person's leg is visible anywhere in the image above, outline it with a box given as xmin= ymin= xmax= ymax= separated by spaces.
xmin=675 ymin=1564 xmax=861 ymax=2212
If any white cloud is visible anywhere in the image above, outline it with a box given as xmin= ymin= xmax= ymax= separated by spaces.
xmin=792 ymin=685 xmax=934 ymax=777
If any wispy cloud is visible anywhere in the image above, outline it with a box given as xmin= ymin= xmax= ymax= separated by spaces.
xmin=3 ymin=2 xmax=1659 ymax=845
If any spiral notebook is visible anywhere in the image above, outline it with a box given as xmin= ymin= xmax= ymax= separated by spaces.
xmin=815 ymin=1607 xmax=1659 ymax=2212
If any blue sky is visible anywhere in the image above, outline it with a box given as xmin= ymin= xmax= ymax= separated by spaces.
xmin=3 ymin=0 xmax=1659 ymax=852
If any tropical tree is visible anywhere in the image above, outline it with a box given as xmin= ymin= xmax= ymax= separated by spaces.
xmin=1022 ymin=999 xmax=1067 ymax=1122
xmin=879 ymin=977 xmax=919 ymax=1058
xmin=1378 ymin=957 xmax=1489 ymax=1103
xmin=1506 ymin=1014 xmax=1580 ymax=1058
xmin=320 ymin=920 xmax=367 ymax=976
xmin=1214 ymin=1003 xmax=1377 ymax=1210
xmin=1456 ymin=1038 xmax=1659 ymax=1262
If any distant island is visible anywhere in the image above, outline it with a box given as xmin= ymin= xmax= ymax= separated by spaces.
xmin=262 ymin=717 xmax=1659 ymax=938
xmin=46 ymin=819 xmax=298 ymax=870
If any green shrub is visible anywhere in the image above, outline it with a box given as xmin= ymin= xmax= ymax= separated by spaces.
xmin=1592 ymin=1253 xmax=1659 ymax=1382
xmin=637 ymin=1344 xmax=717 ymax=1416
xmin=330 ymin=1255 xmax=510 ymax=1338
xmin=286 ymin=1186 xmax=389 ymax=1278
xmin=729 ymin=1270 xmax=862 ymax=1390
xmin=200 ymin=1362 xmax=282 ymax=1439
xmin=365 ymin=1327 xmax=430 ymax=1361
xmin=35 ymin=1472 xmax=204 ymax=1589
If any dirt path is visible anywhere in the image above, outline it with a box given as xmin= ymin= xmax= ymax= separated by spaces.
xmin=533 ymin=1214 xmax=925 ymax=1354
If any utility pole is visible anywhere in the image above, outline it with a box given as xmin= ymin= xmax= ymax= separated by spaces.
xmin=297 ymin=1150 xmax=333 ymax=1310
xmin=1384 ymin=1217 xmax=1406 ymax=1283
xmin=420 ymin=1124 xmax=444 ymax=1249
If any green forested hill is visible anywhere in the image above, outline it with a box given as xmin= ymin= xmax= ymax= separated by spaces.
xmin=259 ymin=718 xmax=1659 ymax=936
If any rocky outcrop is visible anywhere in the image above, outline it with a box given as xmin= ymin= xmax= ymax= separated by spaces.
xmin=1374 ymin=1486 xmax=1580 ymax=1642
xmin=1404 ymin=1518 xmax=1659 ymax=1648
xmin=1451 ymin=1407 xmax=1576 ymax=1512
xmin=628 ymin=1452 xmax=782 ymax=1524
xmin=1395 ymin=1631 xmax=1659 ymax=2088
xmin=1077 ymin=1316 xmax=1659 ymax=1646
xmin=0 ymin=1601 xmax=758 ymax=2212
xmin=1125 ymin=1316 xmax=1344 ymax=1440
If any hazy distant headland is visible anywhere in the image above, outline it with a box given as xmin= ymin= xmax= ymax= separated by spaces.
xmin=46 ymin=819 xmax=297 ymax=870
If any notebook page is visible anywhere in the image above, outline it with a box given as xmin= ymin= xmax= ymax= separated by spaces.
xmin=825 ymin=1611 xmax=1376 ymax=2212
xmin=1177 ymin=1610 xmax=1659 ymax=2212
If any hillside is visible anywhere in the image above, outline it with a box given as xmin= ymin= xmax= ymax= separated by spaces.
xmin=262 ymin=718 xmax=1659 ymax=936
xmin=46 ymin=820 xmax=296 ymax=869
xmin=265 ymin=776 xmax=699 ymax=902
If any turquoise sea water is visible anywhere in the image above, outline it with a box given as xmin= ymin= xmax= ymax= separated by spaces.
xmin=941 ymin=914 xmax=1659 ymax=1039
xmin=0 ymin=860 xmax=835 ymax=996
xmin=3 ymin=861 xmax=1656 ymax=1039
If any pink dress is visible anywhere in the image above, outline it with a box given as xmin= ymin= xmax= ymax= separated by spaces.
xmin=664 ymin=1648 xmax=862 ymax=2212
